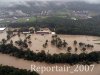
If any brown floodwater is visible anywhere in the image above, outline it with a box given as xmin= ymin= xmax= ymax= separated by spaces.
xmin=0 ymin=53 xmax=100 ymax=75
xmin=0 ymin=30 xmax=100 ymax=75
xmin=7 ymin=34 xmax=100 ymax=54
xmin=0 ymin=29 xmax=100 ymax=54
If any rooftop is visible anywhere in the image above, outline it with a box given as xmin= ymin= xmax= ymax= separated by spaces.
xmin=36 ymin=30 xmax=50 ymax=33
xmin=0 ymin=27 xmax=6 ymax=31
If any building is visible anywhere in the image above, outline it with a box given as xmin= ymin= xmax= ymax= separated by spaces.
xmin=0 ymin=27 xmax=6 ymax=33
xmin=22 ymin=31 xmax=30 ymax=34
xmin=36 ymin=31 xmax=50 ymax=34
xmin=51 ymin=32 xmax=56 ymax=35
xmin=36 ymin=27 xmax=51 ymax=34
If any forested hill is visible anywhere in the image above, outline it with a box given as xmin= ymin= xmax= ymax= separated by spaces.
xmin=9 ymin=16 xmax=100 ymax=36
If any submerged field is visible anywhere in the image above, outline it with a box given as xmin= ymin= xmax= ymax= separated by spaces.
xmin=0 ymin=29 xmax=100 ymax=75
xmin=0 ymin=29 xmax=100 ymax=54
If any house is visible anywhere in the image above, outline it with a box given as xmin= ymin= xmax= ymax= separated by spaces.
xmin=0 ymin=27 xmax=6 ymax=33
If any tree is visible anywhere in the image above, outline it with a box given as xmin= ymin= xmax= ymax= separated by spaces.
xmin=7 ymin=35 xmax=10 ymax=40
xmin=46 ymin=40 xmax=48 ymax=43
xmin=74 ymin=40 xmax=77 ymax=45
xmin=75 ymin=47 xmax=78 ymax=52
xmin=67 ymin=46 xmax=72 ymax=52
xmin=27 ymin=35 xmax=31 ymax=39
xmin=56 ymin=42 xmax=61 ymax=48
xmin=10 ymin=40 xmax=13 ymax=45
xmin=24 ymin=39 xmax=27 ymax=43
xmin=43 ymin=44 xmax=46 ymax=48
xmin=23 ymin=43 xmax=28 ymax=48
xmin=79 ymin=42 xmax=84 ymax=47
xmin=2 ymin=39 xmax=6 ymax=44
xmin=28 ymin=41 xmax=32 ymax=44
xmin=82 ymin=47 xmax=86 ymax=52
xmin=62 ymin=40 xmax=68 ymax=47
xmin=0 ymin=43 xmax=99 ymax=65
xmin=51 ymin=39 xmax=56 ymax=45
xmin=18 ymin=32 xmax=20 ymax=37
xmin=0 ymin=65 xmax=39 ymax=75
xmin=9 ymin=16 xmax=100 ymax=36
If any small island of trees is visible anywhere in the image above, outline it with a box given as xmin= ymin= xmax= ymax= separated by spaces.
xmin=0 ymin=32 xmax=99 ymax=65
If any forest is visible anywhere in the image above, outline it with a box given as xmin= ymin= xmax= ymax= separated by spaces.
xmin=0 ymin=65 xmax=39 ymax=75
xmin=9 ymin=16 xmax=100 ymax=36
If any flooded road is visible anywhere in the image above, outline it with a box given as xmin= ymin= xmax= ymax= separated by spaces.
xmin=0 ymin=53 xmax=100 ymax=75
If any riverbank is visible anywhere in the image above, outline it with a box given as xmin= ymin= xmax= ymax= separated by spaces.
xmin=0 ymin=53 xmax=100 ymax=75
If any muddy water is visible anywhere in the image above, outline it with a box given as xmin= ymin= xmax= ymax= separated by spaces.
xmin=0 ymin=31 xmax=100 ymax=75
xmin=8 ymin=34 xmax=100 ymax=54
xmin=0 ymin=53 xmax=100 ymax=75
xmin=0 ymin=31 xmax=100 ymax=54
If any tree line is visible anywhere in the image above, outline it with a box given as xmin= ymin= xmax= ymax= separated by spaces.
xmin=9 ymin=16 xmax=100 ymax=36
xmin=0 ymin=65 xmax=39 ymax=75
xmin=0 ymin=43 xmax=99 ymax=65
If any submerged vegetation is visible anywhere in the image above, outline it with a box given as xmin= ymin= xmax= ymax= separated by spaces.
xmin=0 ymin=33 xmax=98 ymax=65
xmin=50 ymin=35 xmax=94 ymax=52
xmin=0 ymin=65 xmax=39 ymax=75
xmin=0 ymin=43 xmax=99 ymax=65
xmin=51 ymin=35 xmax=68 ymax=48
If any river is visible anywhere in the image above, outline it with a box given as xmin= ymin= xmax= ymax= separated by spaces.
xmin=0 ymin=53 xmax=100 ymax=75
xmin=0 ymin=31 xmax=100 ymax=75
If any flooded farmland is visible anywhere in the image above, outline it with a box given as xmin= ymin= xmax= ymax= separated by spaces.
xmin=0 ymin=30 xmax=100 ymax=75
xmin=0 ymin=29 xmax=100 ymax=54
xmin=7 ymin=34 xmax=100 ymax=54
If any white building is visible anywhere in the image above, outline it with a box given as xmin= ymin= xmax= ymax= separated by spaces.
xmin=22 ymin=31 xmax=30 ymax=34
xmin=51 ymin=32 xmax=56 ymax=35
xmin=0 ymin=27 xmax=6 ymax=33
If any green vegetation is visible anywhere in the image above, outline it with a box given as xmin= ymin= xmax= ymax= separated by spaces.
xmin=9 ymin=16 xmax=100 ymax=36
xmin=0 ymin=65 xmax=39 ymax=75
xmin=0 ymin=31 xmax=97 ymax=65
xmin=0 ymin=20 xmax=10 ymax=25
xmin=0 ymin=43 xmax=99 ymax=65
xmin=17 ymin=17 xmax=36 ymax=23
xmin=51 ymin=35 xmax=94 ymax=52
xmin=15 ymin=35 xmax=32 ymax=48
xmin=43 ymin=40 xmax=48 ymax=48
xmin=51 ymin=35 xmax=68 ymax=48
